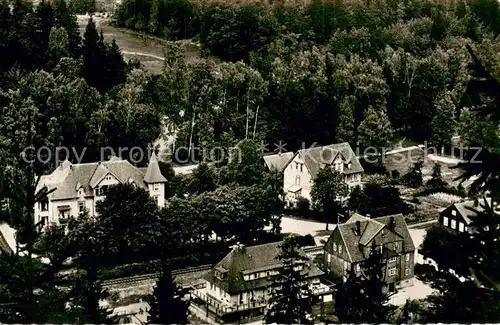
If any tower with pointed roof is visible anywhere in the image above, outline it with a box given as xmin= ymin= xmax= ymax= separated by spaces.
xmin=34 ymin=154 xmax=169 ymax=229
xmin=143 ymin=152 xmax=167 ymax=207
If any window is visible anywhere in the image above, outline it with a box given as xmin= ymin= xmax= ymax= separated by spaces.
xmin=381 ymin=229 xmax=386 ymax=237
xmin=39 ymin=200 xmax=48 ymax=212
xmin=484 ymin=225 xmax=490 ymax=231
xmin=300 ymin=164 xmax=303 ymax=172
xmin=327 ymin=253 xmax=331 ymax=263
xmin=338 ymin=244 xmax=342 ymax=254
xmin=333 ymin=243 xmax=337 ymax=252
xmin=343 ymin=261 xmax=348 ymax=270
xmin=405 ymin=268 xmax=411 ymax=276
xmin=378 ymin=245 xmax=383 ymax=254
xmin=94 ymin=185 xmax=108 ymax=196
xmin=154 ymin=183 xmax=160 ymax=191
xmin=451 ymin=219 xmax=456 ymax=229
xmin=452 ymin=210 xmax=457 ymax=216
xmin=153 ymin=196 xmax=159 ymax=204
xmin=459 ymin=222 xmax=465 ymax=232
xmin=41 ymin=216 xmax=48 ymax=226
xmin=443 ymin=216 xmax=449 ymax=226
xmin=266 ymin=271 xmax=270 ymax=277
xmin=389 ymin=256 xmax=397 ymax=263
xmin=78 ymin=201 xmax=85 ymax=213
xmin=356 ymin=264 xmax=361 ymax=272
xmin=388 ymin=267 xmax=397 ymax=276
xmin=394 ymin=242 xmax=399 ymax=251
xmin=295 ymin=162 xmax=299 ymax=170
xmin=406 ymin=253 xmax=410 ymax=262
xmin=250 ymin=273 xmax=255 ymax=280
xmin=295 ymin=175 xmax=300 ymax=185
xmin=465 ymin=226 xmax=468 ymax=232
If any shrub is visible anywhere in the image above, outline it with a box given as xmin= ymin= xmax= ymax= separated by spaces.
xmin=296 ymin=197 xmax=311 ymax=217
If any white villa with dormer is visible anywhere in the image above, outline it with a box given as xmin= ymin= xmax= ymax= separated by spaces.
xmin=34 ymin=153 xmax=167 ymax=228
xmin=281 ymin=142 xmax=364 ymax=205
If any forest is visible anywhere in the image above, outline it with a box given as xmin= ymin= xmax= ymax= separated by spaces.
xmin=112 ymin=0 xmax=500 ymax=159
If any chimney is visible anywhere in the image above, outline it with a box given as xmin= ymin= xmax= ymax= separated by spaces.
xmin=355 ymin=221 xmax=361 ymax=235
xmin=366 ymin=214 xmax=371 ymax=218
xmin=389 ymin=216 xmax=395 ymax=230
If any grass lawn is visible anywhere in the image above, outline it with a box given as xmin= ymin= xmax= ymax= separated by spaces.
xmin=77 ymin=15 xmax=202 ymax=74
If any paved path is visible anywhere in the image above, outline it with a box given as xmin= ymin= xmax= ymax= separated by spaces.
xmin=121 ymin=51 xmax=165 ymax=61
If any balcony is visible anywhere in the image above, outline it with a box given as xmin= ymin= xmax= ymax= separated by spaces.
xmin=191 ymin=290 xmax=267 ymax=317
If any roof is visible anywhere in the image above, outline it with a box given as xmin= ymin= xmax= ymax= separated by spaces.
xmin=144 ymin=152 xmax=167 ymax=183
xmin=451 ymin=198 xmax=492 ymax=225
xmin=287 ymin=185 xmax=302 ymax=193
xmin=263 ymin=152 xmax=294 ymax=172
xmin=285 ymin=143 xmax=364 ymax=179
xmin=0 ymin=229 xmax=13 ymax=254
xmin=204 ymin=241 xmax=323 ymax=294
xmin=331 ymin=213 xmax=415 ymax=263
xmin=37 ymin=156 xmax=164 ymax=201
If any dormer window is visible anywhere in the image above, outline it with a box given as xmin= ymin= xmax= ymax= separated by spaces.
xmin=154 ymin=183 xmax=160 ymax=191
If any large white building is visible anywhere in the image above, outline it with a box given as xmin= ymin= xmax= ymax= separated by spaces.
xmin=281 ymin=143 xmax=364 ymax=205
xmin=35 ymin=153 xmax=167 ymax=227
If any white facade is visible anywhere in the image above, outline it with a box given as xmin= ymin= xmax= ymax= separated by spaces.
xmin=34 ymin=156 xmax=167 ymax=228
xmin=283 ymin=151 xmax=362 ymax=205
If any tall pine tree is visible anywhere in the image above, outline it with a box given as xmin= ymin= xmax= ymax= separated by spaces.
xmin=53 ymin=0 xmax=81 ymax=56
xmin=334 ymin=242 xmax=393 ymax=323
xmin=147 ymin=264 xmax=189 ymax=324
xmin=265 ymin=238 xmax=313 ymax=324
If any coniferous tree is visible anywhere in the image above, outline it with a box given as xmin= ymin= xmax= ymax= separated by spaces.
xmin=102 ymin=39 xmax=127 ymax=93
xmin=403 ymin=160 xmax=423 ymax=188
xmin=0 ymin=0 xmax=16 ymax=72
xmin=361 ymin=241 xmax=394 ymax=323
xmin=334 ymin=270 xmax=364 ymax=322
xmin=334 ymin=242 xmax=393 ymax=323
xmin=265 ymin=238 xmax=313 ymax=324
xmin=53 ymin=0 xmax=81 ymax=56
xmin=82 ymin=17 xmax=103 ymax=90
xmin=426 ymin=163 xmax=446 ymax=189
xmin=147 ymin=265 xmax=190 ymax=324
xmin=33 ymin=0 xmax=55 ymax=62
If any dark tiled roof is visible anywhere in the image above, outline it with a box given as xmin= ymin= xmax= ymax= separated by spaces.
xmin=204 ymin=241 xmax=323 ymax=294
xmin=37 ymin=157 xmax=161 ymax=201
xmin=332 ymin=214 xmax=415 ymax=263
xmin=144 ymin=152 xmax=167 ymax=183
xmin=291 ymin=143 xmax=364 ymax=179
xmin=263 ymin=152 xmax=294 ymax=172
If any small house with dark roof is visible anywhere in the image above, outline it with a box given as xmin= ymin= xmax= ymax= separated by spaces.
xmin=438 ymin=198 xmax=498 ymax=234
xmin=195 ymin=241 xmax=326 ymax=322
xmin=282 ymin=143 xmax=363 ymax=205
xmin=323 ymin=213 xmax=415 ymax=291
xmin=34 ymin=153 xmax=167 ymax=228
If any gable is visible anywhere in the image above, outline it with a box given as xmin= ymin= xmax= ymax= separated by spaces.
xmin=324 ymin=228 xmax=343 ymax=254
xmin=95 ymin=173 xmax=120 ymax=187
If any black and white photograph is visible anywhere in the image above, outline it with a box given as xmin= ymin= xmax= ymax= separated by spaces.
xmin=0 ymin=0 xmax=500 ymax=322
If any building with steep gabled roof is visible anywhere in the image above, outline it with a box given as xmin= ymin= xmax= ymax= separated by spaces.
xmin=194 ymin=241 xmax=330 ymax=323
xmin=282 ymin=143 xmax=364 ymax=205
xmin=323 ymin=213 xmax=415 ymax=291
xmin=34 ymin=154 xmax=167 ymax=228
